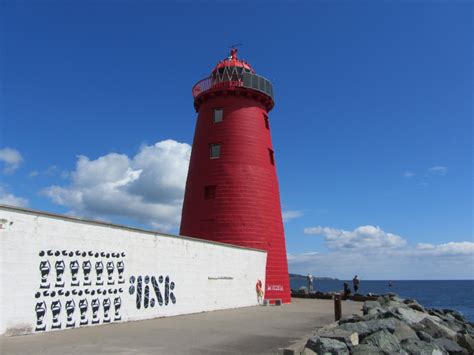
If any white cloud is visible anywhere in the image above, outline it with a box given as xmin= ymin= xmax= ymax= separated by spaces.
xmin=403 ymin=171 xmax=416 ymax=178
xmin=428 ymin=166 xmax=448 ymax=176
xmin=282 ymin=210 xmax=303 ymax=222
xmin=0 ymin=186 xmax=29 ymax=207
xmin=43 ymin=140 xmax=191 ymax=231
xmin=0 ymin=147 xmax=23 ymax=174
xmin=293 ymin=224 xmax=474 ymax=279
xmin=304 ymin=225 xmax=407 ymax=250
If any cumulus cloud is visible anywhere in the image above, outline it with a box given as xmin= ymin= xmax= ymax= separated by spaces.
xmin=282 ymin=210 xmax=303 ymax=222
xmin=43 ymin=140 xmax=191 ymax=231
xmin=292 ymin=224 xmax=474 ymax=279
xmin=428 ymin=166 xmax=448 ymax=176
xmin=0 ymin=186 xmax=29 ymax=207
xmin=304 ymin=225 xmax=407 ymax=250
xmin=0 ymin=147 xmax=23 ymax=174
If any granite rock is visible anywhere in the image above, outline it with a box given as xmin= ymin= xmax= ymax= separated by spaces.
xmin=350 ymin=344 xmax=385 ymax=355
xmin=305 ymin=336 xmax=349 ymax=355
xmin=393 ymin=321 xmax=419 ymax=341
xmin=456 ymin=333 xmax=474 ymax=353
xmin=401 ymin=338 xmax=444 ymax=355
xmin=361 ymin=329 xmax=404 ymax=353
xmin=433 ymin=337 xmax=468 ymax=354
xmin=419 ymin=317 xmax=458 ymax=340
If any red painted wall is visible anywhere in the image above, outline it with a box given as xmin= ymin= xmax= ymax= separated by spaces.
xmin=180 ymin=94 xmax=291 ymax=303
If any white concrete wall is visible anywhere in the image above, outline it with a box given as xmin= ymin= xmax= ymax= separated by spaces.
xmin=0 ymin=206 xmax=267 ymax=336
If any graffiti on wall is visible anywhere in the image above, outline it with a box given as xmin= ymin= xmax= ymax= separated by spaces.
xmin=35 ymin=249 xmax=177 ymax=332
xmin=129 ymin=275 xmax=176 ymax=309
xmin=35 ymin=249 xmax=126 ymax=332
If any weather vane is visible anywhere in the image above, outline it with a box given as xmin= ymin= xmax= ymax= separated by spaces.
xmin=228 ymin=44 xmax=243 ymax=60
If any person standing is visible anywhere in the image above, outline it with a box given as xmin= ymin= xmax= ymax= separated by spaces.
xmin=307 ymin=273 xmax=314 ymax=292
xmin=352 ymin=275 xmax=360 ymax=294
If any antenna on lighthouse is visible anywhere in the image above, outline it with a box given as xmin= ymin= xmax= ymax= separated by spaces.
xmin=228 ymin=44 xmax=243 ymax=60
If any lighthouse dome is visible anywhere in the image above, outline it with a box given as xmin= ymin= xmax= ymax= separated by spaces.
xmin=212 ymin=48 xmax=256 ymax=74
xmin=192 ymin=48 xmax=274 ymax=111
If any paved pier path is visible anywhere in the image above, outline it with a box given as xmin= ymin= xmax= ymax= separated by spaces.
xmin=1 ymin=298 xmax=362 ymax=354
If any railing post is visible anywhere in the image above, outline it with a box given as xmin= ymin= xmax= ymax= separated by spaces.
xmin=334 ymin=293 xmax=342 ymax=321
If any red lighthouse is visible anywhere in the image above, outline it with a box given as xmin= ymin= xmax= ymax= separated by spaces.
xmin=180 ymin=49 xmax=291 ymax=304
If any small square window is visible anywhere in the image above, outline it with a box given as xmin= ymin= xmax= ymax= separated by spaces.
xmin=210 ymin=144 xmax=221 ymax=159
xmin=204 ymin=185 xmax=216 ymax=200
xmin=264 ymin=113 xmax=270 ymax=130
xmin=213 ymin=108 xmax=223 ymax=123
xmin=268 ymin=149 xmax=275 ymax=165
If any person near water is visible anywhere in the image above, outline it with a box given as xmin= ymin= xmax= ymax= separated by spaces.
xmin=307 ymin=273 xmax=314 ymax=292
xmin=343 ymin=282 xmax=351 ymax=297
xmin=352 ymin=275 xmax=360 ymax=294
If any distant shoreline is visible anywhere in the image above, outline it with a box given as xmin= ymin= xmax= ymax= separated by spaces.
xmin=289 ymin=275 xmax=474 ymax=281
xmin=289 ymin=273 xmax=338 ymax=281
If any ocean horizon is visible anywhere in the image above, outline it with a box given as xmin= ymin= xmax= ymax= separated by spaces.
xmin=290 ymin=279 xmax=474 ymax=322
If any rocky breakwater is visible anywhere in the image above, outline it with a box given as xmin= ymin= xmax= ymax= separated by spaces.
xmin=302 ymin=294 xmax=474 ymax=354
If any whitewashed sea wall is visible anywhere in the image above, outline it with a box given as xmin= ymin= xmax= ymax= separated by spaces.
xmin=0 ymin=205 xmax=267 ymax=336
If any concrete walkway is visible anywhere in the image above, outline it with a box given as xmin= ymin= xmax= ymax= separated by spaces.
xmin=0 ymin=298 xmax=362 ymax=354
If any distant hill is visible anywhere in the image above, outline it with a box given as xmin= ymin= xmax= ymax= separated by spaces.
xmin=289 ymin=273 xmax=338 ymax=281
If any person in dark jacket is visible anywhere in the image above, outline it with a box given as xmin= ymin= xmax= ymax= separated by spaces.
xmin=352 ymin=275 xmax=360 ymax=294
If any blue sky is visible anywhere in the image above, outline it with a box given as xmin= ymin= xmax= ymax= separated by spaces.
xmin=1 ymin=1 xmax=472 ymax=279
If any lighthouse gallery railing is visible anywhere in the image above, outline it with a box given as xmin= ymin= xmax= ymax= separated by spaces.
xmin=192 ymin=72 xmax=274 ymax=99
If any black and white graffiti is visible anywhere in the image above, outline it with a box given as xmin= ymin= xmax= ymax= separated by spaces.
xmin=51 ymin=300 xmax=62 ymax=329
xmin=70 ymin=261 xmax=80 ymax=287
xmin=54 ymin=260 xmax=65 ymax=288
xmin=35 ymin=249 xmax=126 ymax=332
xmin=106 ymin=261 xmax=114 ymax=285
xmin=35 ymin=301 xmax=47 ymax=331
xmin=129 ymin=274 xmax=176 ymax=309
xmin=79 ymin=299 xmax=88 ymax=326
xmin=117 ymin=261 xmax=125 ymax=284
xmin=65 ymin=300 xmax=75 ymax=328
xmin=83 ymin=261 xmax=92 ymax=286
xmin=103 ymin=298 xmax=111 ymax=323
xmin=91 ymin=298 xmax=100 ymax=324
xmin=114 ymin=297 xmax=121 ymax=321
xmin=39 ymin=261 xmax=51 ymax=289
xmin=95 ymin=261 xmax=104 ymax=286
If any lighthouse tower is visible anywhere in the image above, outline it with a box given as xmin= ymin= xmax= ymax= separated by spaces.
xmin=180 ymin=49 xmax=291 ymax=304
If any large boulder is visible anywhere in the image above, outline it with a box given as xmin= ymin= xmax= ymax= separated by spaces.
xmin=393 ymin=322 xmax=419 ymax=341
xmin=397 ymin=307 xmax=441 ymax=325
xmin=339 ymin=318 xmax=404 ymax=338
xmin=404 ymin=299 xmax=426 ymax=313
xmin=433 ymin=337 xmax=468 ymax=354
xmin=419 ymin=317 xmax=458 ymax=340
xmin=361 ymin=329 xmax=404 ymax=353
xmin=416 ymin=330 xmax=435 ymax=343
xmin=338 ymin=313 xmax=364 ymax=324
xmin=305 ymin=336 xmax=349 ymax=355
xmin=456 ymin=333 xmax=474 ymax=353
xmin=443 ymin=309 xmax=466 ymax=322
xmin=351 ymin=344 xmax=385 ymax=355
xmin=316 ymin=328 xmax=359 ymax=347
xmin=400 ymin=338 xmax=444 ymax=355
xmin=362 ymin=301 xmax=382 ymax=315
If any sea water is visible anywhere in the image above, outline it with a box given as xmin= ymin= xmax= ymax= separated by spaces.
xmin=290 ymin=279 xmax=474 ymax=322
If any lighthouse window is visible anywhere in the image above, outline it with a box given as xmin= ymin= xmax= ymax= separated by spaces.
xmin=264 ymin=113 xmax=270 ymax=130
xmin=210 ymin=144 xmax=221 ymax=159
xmin=268 ymin=149 xmax=275 ymax=165
xmin=204 ymin=185 xmax=217 ymax=200
xmin=213 ymin=108 xmax=223 ymax=123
